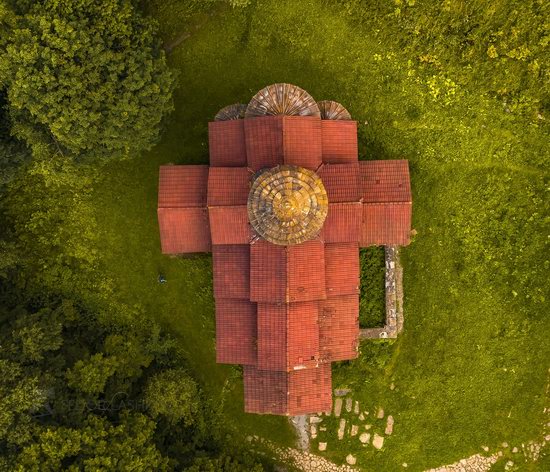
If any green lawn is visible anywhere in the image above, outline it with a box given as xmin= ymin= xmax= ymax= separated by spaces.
xmin=90 ymin=0 xmax=548 ymax=469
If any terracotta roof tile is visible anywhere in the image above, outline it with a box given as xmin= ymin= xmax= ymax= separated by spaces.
xmin=212 ymin=245 xmax=250 ymax=299
xmin=207 ymin=167 xmax=251 ymax=206
xmin=321 ymin=202 xmax=362 ymax=243
xmin=208 ymin=120 xmax=247 ymax=167
xmin=157 ymin=208 xmax=211 ymax=254
xmin=243 ymin=366 xmax=288 ymax=415
xmin=208 ymin=206 xmax=251 ymax=245
xmin=321 ymin=120 xmax=358 ymax=164
xmin=158 ymin=165 xmax=208 ymax=208
xmin=250 ymin=240 xmax=326 ymax=303
xmin=245 ymin=117 xmax=284 ymax=170
xmin=287 ymin=364 xmax=332 ymax=415
xmin=257 ymin=302 xmax=319 ymax=371
xmin=243 ymin=365 xmax=332 ymax=415
xmin=282 ymin=116 xmax=322 ymax=170
xmin=318 ymin=163 xmax=361 ymax=203
xmin=319 ymin=294 xmax=359 ymax=362
xmin=325 ymin=243 xmax=360 ymax=297
xmin=359 ymin=160 xmax=411 ymax=203
xmin=361 ymin=203 xmax=412 ymax=246
xmin=216 ymin=299 xmax=257 ymax=365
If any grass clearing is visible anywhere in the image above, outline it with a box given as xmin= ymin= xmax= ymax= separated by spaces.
xmin=88 ymin=0 xmax=549 ymax=469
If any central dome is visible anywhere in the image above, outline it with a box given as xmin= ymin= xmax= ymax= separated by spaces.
xmin=248 ymin=165 xmax=328 ymax=245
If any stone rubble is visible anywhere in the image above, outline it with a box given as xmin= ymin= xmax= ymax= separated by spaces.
xmin=385 ymin=415 xmax=394 ymax=435
xmin=345 ymin=398 xmax=353 ymax=413
xmin=334 ymin=398 xmax=343 ymax=417
xmin=338 ymin=419 xmax=346 ymax=440
xmin=424 ymin=453 xmax=500 ymax=472
xmin=359 ymin=433 xmax=370 ymax=444
xmin=346 ymin=454 xmax=357 ymax=465
xmin=377 ymin=407 xmax=385 ymax=419
xmin=372 ymin=434 xmax=384 ymax=450
xmin=350 ymin=425 xmax=358 ymax=437
xmin=354 ymin=401 xmax=360 ymax=415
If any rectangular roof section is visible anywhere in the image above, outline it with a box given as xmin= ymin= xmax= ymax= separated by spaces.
xmin=215 ymin=299 xmax=257 ymax=366
xmin=325 ymin=243 xmax=360 ymax=297
xmin=318 ymin=163 xmax=361 ymax=203
xmin=282 ymin=116 xmax=322 ymax=170
xmin=360 ymin=160 xmax=411 ymax=203
xmin=245 ymin=116 xmax=284 ymax=170
xmin=157 ymin=208 xmax=211 ymax=254
xmin=250 ymin=240 xmax=326 ymax=303
xmin=244 ymin=116 xmax=323 ymax=171
xmin=321 ymin=120 xmax=358 ymax=164
xmin=208 ymin=120 xmax=247 ymax=167
xmin=321 ymin=202 xmax=362 ymax=243
xmin=207 ymin=167 xmax=251 ymax=206
xmin=212 ymin=244 xmax=250 ymax=299
xmin=208 ymin=206 xmax=251 ymax=245
xmin=243 ymin=364 xmax=332 ymax=415
xmin=361 ymin=203 xmax=412 ymax=246
xmin=319 ymin=294 xmax=359 ymax=362
xmin=257 ymin=302 xmax=319 ymax=371
xmin=158 ymin=165 xmax=208 ymax=208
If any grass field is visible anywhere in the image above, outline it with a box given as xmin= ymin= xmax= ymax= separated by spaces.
xmin=86 ymin=0 xmax=549 ymax=469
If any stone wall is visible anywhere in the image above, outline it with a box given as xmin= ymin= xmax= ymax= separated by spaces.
xmin=360 ymin=246 xmax=404 ymax=339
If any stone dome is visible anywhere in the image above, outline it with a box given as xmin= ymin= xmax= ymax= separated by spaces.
xmin=247 ymin=165 xmax=328 ymax=245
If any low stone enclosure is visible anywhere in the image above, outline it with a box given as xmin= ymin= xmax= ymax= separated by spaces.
xmin=360 ymin=246 xmax=404 ymax=339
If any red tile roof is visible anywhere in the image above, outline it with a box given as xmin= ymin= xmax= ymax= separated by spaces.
xmin=212 ymin=245 xmax=250 ymax=299
xmin=208 ymin=120 xmax=247 ymax=167
xmin=157 ymin=208 xmax=211 ymax=254
xmin=257 ymin=302 xmax=319 ymax=371
xmin=282 ymin=116 xmax=322 ymax=170
xmin=158 ymin=165 xmax=208 ymax=208
xmin=361 ymin=203 xmax=412 ymax=246
xmin=325 ymin=243 xmax=360 ymax=297
xmin=216 ymin=299 xmax=257 ymax=365
xmin=319 ymin=294 xmax=359 ymax=362
xmin=321 ymin=202 xmax=362 ymax=243
xmin=250 ymin=240 xmax=326 ymax=303
xmin=317 ymin=163 xmax=361 ymax=203
xmin=359 ymin=160 xmax=411 ymax=203
xmin=321 ymin=120 xmax=358 ymax=164
xmin=245 ymin=117 xmax=284 ymax=170
xmin=245 ymin=116 xmax=323 ymax=171
xmin=208 ymin=206 xmax=251 ymax=245
xmin=287 ymin=363 xmax=332 ymax=415
xmin=243 ymin=364 xmax=332 ymax=415
xmin=207 ymin=167 xmax=251 ymax=206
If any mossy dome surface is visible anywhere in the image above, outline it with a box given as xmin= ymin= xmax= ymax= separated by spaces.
xmin=247 ymin=165 xmax=328 ymax=245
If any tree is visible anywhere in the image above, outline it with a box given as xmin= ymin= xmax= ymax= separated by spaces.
xmin=0 ymin=0 xmax=175 ymax=161
xmin=145 ymin=368 xmax=200 ymax=425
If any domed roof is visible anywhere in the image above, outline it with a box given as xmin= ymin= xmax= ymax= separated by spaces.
xmin=247 ymin=165 xmax=328 ymax=245
xmin=245 ymin=83 xmax=321 ymax=118
xmin=317 ymin=100 xmax=352 ymax=120
xmin=215 ymin=103 xmax=246 ymax=121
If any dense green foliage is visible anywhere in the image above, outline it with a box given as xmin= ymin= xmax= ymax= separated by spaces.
xmin=0 ymin=0 xmax=175 ymax=161
xmin=359 ymin=247 xmax=386 ymax=328
xmin=0 ymin=0 xmax=549 ymax=470
xmin=0 ymin=291 xmax=267 ymax=470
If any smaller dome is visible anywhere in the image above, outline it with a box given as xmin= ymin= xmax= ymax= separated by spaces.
xmin=317 ymin=100 xmax=351 ymax=120
xmin=248 ymin=165 xmax=328 ymax=246
xmin=215 ymin=103 xmax=246 ymax=121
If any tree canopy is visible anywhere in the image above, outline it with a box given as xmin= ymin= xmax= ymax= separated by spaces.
xmin=0 ymin=0 xmax=175 ymax=161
